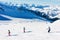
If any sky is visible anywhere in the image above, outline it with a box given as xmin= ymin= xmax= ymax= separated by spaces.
xmin=0 ymin=0 xmax=60 ymax=5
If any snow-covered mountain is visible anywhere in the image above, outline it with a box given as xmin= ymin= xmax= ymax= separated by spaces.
xmin=33 ymin=5 xmax=60 ymax=18
xmin=0 ymin=2 xmax=60 ymax=23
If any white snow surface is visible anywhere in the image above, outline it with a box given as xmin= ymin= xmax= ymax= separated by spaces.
xmin=0 ymin=19 xmax=60 ymax=40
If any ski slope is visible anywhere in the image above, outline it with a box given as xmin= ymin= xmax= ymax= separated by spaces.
xmin=0 ymin=20 xmax=60 ymax=40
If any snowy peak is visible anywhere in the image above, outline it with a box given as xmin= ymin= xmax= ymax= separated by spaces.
xmin=0 ymin=2 xmax=60 ymax=23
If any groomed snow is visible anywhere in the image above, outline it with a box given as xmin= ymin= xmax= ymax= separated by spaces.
xmin=50 ymin=20 xmax=60 ymax=32
xmin=0 ymin=19 xmax=60 ymax=40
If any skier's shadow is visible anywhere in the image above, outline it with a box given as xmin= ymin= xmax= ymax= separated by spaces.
xmin=7 ymin=34 xmax=18 ymax=37
xmin=49 ymin=31 xmax=60 ymax=33
xmin=25 ymin=31 xmax=32 ymax=33
xmin=54 ymin=31 xmax=60 ymax=33
xmin=11 ymin=34 xmax=18 ymax=36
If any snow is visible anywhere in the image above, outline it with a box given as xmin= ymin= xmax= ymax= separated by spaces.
xmin=50 ymin=20 xmax=60 ymax=32
xmin=0 ymin=2 xmax=60 ymax=40
xmin=0 ymin=19 xmax=60 ymax=40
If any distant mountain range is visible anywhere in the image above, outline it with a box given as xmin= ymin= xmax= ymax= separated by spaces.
xmin=0 ymin=3 xmax=60 ymax=23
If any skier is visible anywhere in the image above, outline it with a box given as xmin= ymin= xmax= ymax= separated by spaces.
xmin=8 ymin=30 xmax=11 ymax=36
xmin=23 ymin=27 xmax=25 ymax=33
xmin=48 ymin=27 xmax=51 ymax=33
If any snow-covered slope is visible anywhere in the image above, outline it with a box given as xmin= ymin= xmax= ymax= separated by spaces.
xmin=0 ymin=19 xmax=60 ymax=40
xmin=50 ymin=20 xmax=60 ymax=32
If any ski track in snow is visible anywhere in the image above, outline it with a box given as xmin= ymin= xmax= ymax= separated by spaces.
xmin=0 ymin=20 xmax=60 ymax=40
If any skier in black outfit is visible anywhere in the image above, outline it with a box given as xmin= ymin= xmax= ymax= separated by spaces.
xmin=8 ymin=30 xmax=11 ymax=36
xmin=48 ymin=27 xmax=51 ymax=33
xmin=23 ymin=27 xmax=25 ymax=33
